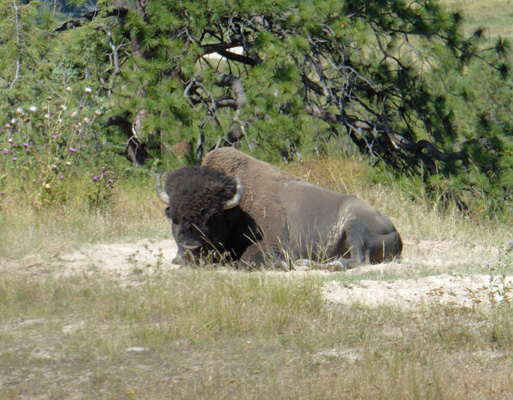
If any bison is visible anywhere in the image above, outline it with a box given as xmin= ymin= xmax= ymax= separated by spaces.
xmin=156 ymin=147 xmax=402 ymax=269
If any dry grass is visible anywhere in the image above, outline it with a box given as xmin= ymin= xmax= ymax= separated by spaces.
xmin=1 ymin=270 xmax=513 ymax=399
xmin=0 ymin=177 xmax=169 ymax=260
xmin=1 ymin=155 xmax=513 ymax=399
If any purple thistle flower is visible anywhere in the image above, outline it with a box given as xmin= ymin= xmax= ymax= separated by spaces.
xmin=12 ymin=157 xmax=18 ymax=161
xmin=108 ymin=179 xmax=114 ymax=183
xmin=23 ymin=142 xmax=29 ymax=147
xmin=50 ymin=110 xmax=54 ymax=115
xmin=0 ymin=192 xmax=5 ymax=196
xmin=509 ymin=241 xmax=513 ymax=246
xmin=22 ymin=176 xmax=27 ymax=180
xmin=78 ymin=105 xmax=84 ymax=110
xmin=11 ymin=143 xmax=16 ymax=147
xmin=59 ymin=175 xmax=65 ymax=180
xmin=26 ymin=149 xmax=30 ymax=153
xmin=92 ymin=176 xmax=100 ymax=181
xmin=3 ymin=150 xmax=8 ymax=155
xmin=68 ymin=148 xmax=77 ymax=153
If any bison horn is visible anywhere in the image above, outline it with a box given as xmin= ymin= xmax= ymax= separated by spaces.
xmin=156 ymin=172 xmax=171 ymax=205
xmin=222 ymin=177 xmax=243 ymax=210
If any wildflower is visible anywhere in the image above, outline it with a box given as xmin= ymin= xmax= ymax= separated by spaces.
xmin=78 ymin=105 xmax=84 ymax=110
xmin=59 ymin=175 xmax=65 ymax=180
xmin=26 ymin=149 xmax=30 ymax=153
xmin=66 ymin=86 xmax=72 ymax=93
xmin=83 ymin=117 xmax=90 ymax=124
xmin=55 ymin=99 xmax=60 ymax=105
xmin=10 ymin=119 xmax=17 ymax=125
xmin=94 ymin=110 xmax=102 ymax=116
xmin=15 ymin=108 xmax=24 ymax=116
xmin=0 ymin=192 xmax=5 ymax=196
xmin=12 ymin=157 xmax=18 ymax=162
xmin=50 ymin=110 xmax=54 ymax=115
xmin=11 ymin=143 xmax=16 ymax=147
xmin=52 ymin=135 xmax=57 ymax=139
xmin=59 ymin=105 xmax=67 ymax=111
xmin=46 ymin=96 xmax=52 ymax=100
xmin=92 ymin=175 xmax=100 ymax=181
xmin=68 ymin=148 xmax=77 ymax=153
xmin=108 ymin=179 xmax=114 ymax=184
xmin=5 ymin=123 xmax=12 ymax=129
xmin=23 ymin=143 xmax=28 ymax=147
xmin=22 ymin=176 xmax=27 ymax=180
xmin=85 ymin=87 xmax=92 ymax=94
xmin=509 ymin=241 xmax=513 ymax=246
xmin=3 ymin=150 xmax=8 ymax=155
xmin=44 ymin=114 xmax=50 ymax=120
xmin=42 ymin=106 xmax=48 ymax=112
xmin=66 ymin=161 xmax=72 ymax=166
xmin=29 ymin=106 xmax=38 ymax=113
xmin=71 ymin=111 xmax=78 ymax=117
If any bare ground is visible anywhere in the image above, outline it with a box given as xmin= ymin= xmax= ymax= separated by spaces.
xmin=8 ymin=236 xmax=508 ymax=310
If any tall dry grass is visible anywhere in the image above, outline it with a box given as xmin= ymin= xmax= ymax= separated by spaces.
xmin=1 ymin=153 xmax=513 ymax=399
xmin=0 ymin=175 xmax=168 ymax=260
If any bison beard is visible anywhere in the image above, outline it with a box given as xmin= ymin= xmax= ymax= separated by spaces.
xmin=157 ymin=148 xmax=402 ymax=269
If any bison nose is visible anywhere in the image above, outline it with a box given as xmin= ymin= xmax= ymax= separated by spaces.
xmin=180 ymin=240 xmax=201 ymax=250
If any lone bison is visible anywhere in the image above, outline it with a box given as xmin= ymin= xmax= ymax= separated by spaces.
xmin=156 ymin=148 xmax=402 ymax=269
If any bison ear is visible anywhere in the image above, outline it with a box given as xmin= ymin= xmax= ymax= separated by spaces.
xmin=222 ymin=177 xmax=243 ymax=210
xmin=156 ymin=172 xmax=171 ymax=204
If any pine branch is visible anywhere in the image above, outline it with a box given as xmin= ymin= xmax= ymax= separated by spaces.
xmin=53 ymin=7 xmax=129 ymax=32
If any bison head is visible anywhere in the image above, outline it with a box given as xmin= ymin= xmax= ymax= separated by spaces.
xmin=156 ymin=166 xmax=243 ymax=262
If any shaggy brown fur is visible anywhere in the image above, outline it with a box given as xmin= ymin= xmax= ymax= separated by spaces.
xmin=202 ymin=147 xmax=402 ymax=267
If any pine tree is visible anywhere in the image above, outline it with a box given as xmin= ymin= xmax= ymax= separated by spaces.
xmin=3 ymin=0 xmax=512 ymax=214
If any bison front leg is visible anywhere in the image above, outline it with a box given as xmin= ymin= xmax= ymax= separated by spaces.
xmin=239 ymin=244 xmax=289 ymax=270
xmin=172 ymin=245 xmax=185 ymax=265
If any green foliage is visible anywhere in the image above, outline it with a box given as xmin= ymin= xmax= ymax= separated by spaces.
xmin=0 ymin=0 xmax=512 ymax=217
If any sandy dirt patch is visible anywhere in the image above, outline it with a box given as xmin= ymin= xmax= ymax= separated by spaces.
xmin=4 ymin=237 xmax=509 ymax=310
xmin=322 ymin=274 xmax=511 ymax=310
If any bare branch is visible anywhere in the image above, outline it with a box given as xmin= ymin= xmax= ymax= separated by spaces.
xmin=10 ymin=0 xmax=22 ymax=89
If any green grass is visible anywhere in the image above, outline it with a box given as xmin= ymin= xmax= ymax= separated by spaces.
xmin=442 ymin=0 xmax=513 ymax=37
